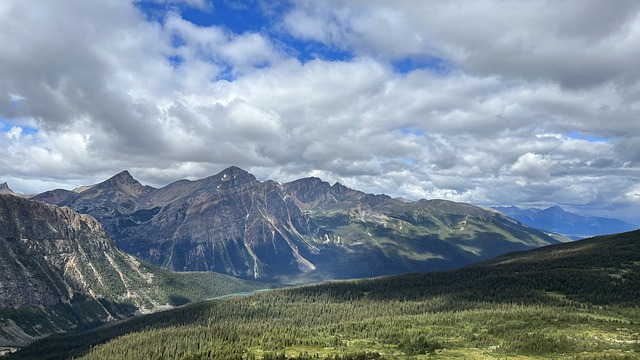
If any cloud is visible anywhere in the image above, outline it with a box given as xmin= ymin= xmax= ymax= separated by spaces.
xmin=510 ymin=153 xmax=552 ymax=180
xmin=284 ymin=0 xmax=640 ymax=88
xmin=5 ymin=126 xmax=22 ymax=140
xmin=1 ymin=0 xmax=640 ymax=223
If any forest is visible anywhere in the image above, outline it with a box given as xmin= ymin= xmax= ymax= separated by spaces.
xmin=9 ymin=231 xmax=640 ymax=360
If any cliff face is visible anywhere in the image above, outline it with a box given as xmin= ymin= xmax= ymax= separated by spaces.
xmin=0 ymin=194 xmax=269 ymax=347
xmin=0 ymin=194 xmax=138 ymax=346
xmin=0 ymin=182 xmax=15 ymax=195
xmin=0 ymin=194 xmax=166 ymax=347
xmin=0 ymin=194 xmax=161 ymax=309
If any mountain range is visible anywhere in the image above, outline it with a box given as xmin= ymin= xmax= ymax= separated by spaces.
xmin=493 ymin=205 xmax=638 ymax=239
xmin=33 ymin=167 xmax=558 ymax=282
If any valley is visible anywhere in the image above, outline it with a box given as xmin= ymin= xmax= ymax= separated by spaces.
xmin=8 ymin=230 xmax=640 ymax=359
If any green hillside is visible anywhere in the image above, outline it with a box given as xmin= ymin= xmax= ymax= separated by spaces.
xmin=10 ymin=230 xmax=640 ymax=359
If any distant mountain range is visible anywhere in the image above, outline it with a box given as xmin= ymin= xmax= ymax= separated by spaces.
xmin=493 ymin=205 xmax=638 ymax=239
xmin=32 ymin=166 xmax=558 ymax=283
xmin=0 ymin=194 xmax=265 ymax=348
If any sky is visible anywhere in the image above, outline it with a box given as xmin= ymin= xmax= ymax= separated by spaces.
xmin=1 ymin=0 xmax=640 ymax=224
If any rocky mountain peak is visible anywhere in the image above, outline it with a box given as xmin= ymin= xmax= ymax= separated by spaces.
xmin=221 ymin=166 xmax=255 ymax=179
xmin=103 ymin=170 xmax=152 ymax=198
xmin=210 ymin=166 xmax=257 ymax=186
xmin=287 ymin=177 xmax=332 ymax=191
xmin=111 ymin=169 xmax=134 ymax=180
xmin=545 ymin=205 xmax=566 ymax=213
xmin=331 ymin=182 xmax=352 ymax=194
xmin=0 ymin=182 xmax=13 ymax=194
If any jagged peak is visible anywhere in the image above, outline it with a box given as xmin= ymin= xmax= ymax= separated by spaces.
xmin=100 ymin=170 xmax=153 ymax=197
xmin=0 ymin=182 xmax=14 ymax=193
xmin=331 ymin=181 xmax=348 ymax=191
xmin=331 ymin=182 xmax=361 ymax=195
xmin=286 ymin=177 xmax=331 ymax=188
xmin=545 ymin=205 xmax=565 ymax=212
xmin=105 ymin=170 xmax=140 ymax=187
xmin=109 ymin=170 xmax=136 ymax=182
xmin=215 ymin=166 xmax=257 ymax=183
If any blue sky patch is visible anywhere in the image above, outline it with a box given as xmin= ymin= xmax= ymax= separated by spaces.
xmin=136 ymin=0 xmax=357 ymax=66
xmin=392 ymin=56 xmax=451 ymax=76
xmin=283 ymin=38 xmax=355 ymax=63
xmin=401 ymin=127 xmax=425 ymax=137
xmin=1 ymin=117 xmax=39 ymax=135
xmin=567 ymin=131 xmax=611 ymax=143
xmin=168 ymin=54 xmax=184 ymax=68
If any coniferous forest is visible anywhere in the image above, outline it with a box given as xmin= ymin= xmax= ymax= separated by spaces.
xmin=8 ymin=230 xmax=640 ymax=360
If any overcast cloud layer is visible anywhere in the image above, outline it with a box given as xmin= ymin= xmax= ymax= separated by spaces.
xmin=1 ymin=0 xmax=640 ymax=223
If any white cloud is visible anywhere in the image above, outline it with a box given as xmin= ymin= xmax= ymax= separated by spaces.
xmin=6 ymin=126 xmax=22 ymax=140
xmin=510 ymin=153 xmax=553 ymax=180
xmin=0 ymin=0 xmax=639 ymax=222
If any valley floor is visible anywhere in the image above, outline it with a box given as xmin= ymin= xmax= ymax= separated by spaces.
xmin=11 ymin=297 xmax=640 ymax=360
xmin=8 ymin=231 xmax=640 ymax=360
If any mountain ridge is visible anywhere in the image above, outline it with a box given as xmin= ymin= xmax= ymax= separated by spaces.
xmin=493 ymin=205 xmax=638 ymax=239
xmin=32 ymin=167 xmax=559 ymax=282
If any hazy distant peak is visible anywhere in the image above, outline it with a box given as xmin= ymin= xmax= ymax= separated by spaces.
xmin=545 ymin=205 xmax=566 ymax=213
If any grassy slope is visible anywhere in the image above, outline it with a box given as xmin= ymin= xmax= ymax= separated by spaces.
xmin=10 ymin=231 xmax=640 ymax=360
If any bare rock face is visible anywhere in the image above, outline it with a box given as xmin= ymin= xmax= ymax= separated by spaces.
xmin=0 ymin=194 xmax=161 ymax=310
xmin=116 ymin=167 xmax=324 ymax=279
xmin=0 ymin=182 xmax=14 ymax=194
xmin=0 ymin=194 xmax=265 ymax=347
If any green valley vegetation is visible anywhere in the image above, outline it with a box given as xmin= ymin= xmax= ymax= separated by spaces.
xmin=10 ymin=230 xmax=640 ymax=359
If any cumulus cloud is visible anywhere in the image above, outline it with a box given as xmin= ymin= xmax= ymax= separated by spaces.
xmin=1 ymin=0 xmax=639 ymax=223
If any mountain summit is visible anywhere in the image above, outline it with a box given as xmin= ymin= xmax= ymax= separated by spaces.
xmin=37 ymin=167 xmax=558 ymax=282
xmin=0 ymin=182 xmax=14 ymax=194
